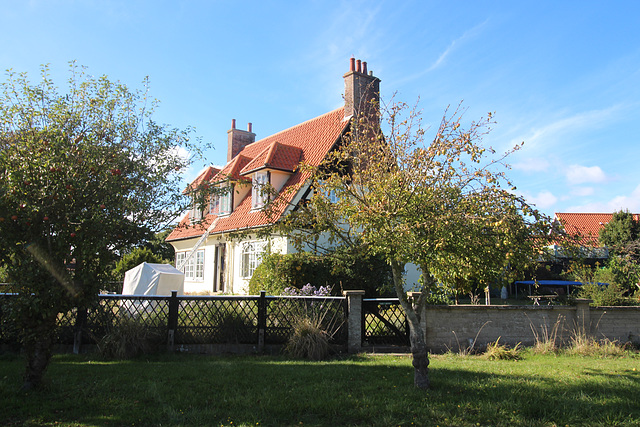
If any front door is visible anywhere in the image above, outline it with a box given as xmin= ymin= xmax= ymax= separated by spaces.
xmin=214 ymin=244 xmax=225 ymax=293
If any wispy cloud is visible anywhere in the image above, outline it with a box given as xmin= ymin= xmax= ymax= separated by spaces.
xmin=566 ymin=164 xmax=607 ymax=185
xmin=512 ymin=157 xmax=550 ymax=172
xmin=511 ymin=105 xmax=622 ymax=151
xmin=566 ymin=183 xmax=640 ymax=213
xmin=522 ymin=190 xmax=558 ymax=210
xmin=395 ymin=19 xmax=489 ymax=85
xmin=572 ymin=186 xmax=595 ymax=197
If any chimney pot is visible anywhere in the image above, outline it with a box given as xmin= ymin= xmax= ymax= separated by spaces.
xmin=350 ymin=57 xmax=355 ymax=71
xmin=356 ymin=59 xmax=362 ymax=73
xmin=231 ymin=118 xmax=236 ymax=129
xmin=248 ymin=122 xmax=252 ymax=132
xmin=362 ymin=61 xmax=367 ymax=75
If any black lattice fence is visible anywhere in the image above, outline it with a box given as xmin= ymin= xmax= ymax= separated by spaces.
xmin=175 ymin=296 xmax=259 ymax=344
xmin=0 ymin=291 xmax=349 ymax=351
xmin=265 ymin=295 xmax=347 ymax=345
xmin=362 ymin=298 xmax=409 ymax=346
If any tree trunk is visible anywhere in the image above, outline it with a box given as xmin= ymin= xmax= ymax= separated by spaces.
xmin=390 ymin=260 xmax=430 ymax=389
xmin=21 ymin=313 xmax=58 ymax=391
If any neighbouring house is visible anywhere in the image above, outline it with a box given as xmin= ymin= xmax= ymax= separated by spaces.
xmin=166 ymin=59 xmax=421 ymax=294
xmin=551 ymin=212 xmax=639 ymax=259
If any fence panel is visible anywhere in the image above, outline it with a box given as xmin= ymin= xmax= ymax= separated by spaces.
xmin=362 ymin=298 xmax=409 ymax=346
xmin=175 ymin=296 xmax=259 ymax=345
xmin=265 ymin=296 xmax=348 ymax=345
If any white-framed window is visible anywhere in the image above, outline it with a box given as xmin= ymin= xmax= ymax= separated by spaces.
xmin=251 ymin=171 xmax=269 ymax=209
xmin=176 ymin=250 xmax=205 ymax=281
xmin=190 ymin=196 xmax=205 ymax=221
xmin=210 ymin=185 xmax=232 ymax=216
xmin=241 ymin=241 xmax=267 ymax=278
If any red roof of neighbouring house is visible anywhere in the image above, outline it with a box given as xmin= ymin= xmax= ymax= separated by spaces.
xmin=554 ymin=212 xmax=640 ymax=246
xmin=166 ymin=107 xmax=349 ymax=242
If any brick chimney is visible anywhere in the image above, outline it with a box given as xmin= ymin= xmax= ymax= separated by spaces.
xmin=227 ymin=119 xmax=256 ymax=162
xmin=343 ymin=57 xmax=380 ymax=120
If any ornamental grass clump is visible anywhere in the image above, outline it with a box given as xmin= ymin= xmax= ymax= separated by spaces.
xmin=566 ymin=331 xmax=627 ymax=357
xmin=286 ymin=315 xmax=331 ymax=360
xmin=529 ymin=314 xmax=564 ymax=355
xmin=283 ymin=284 xmax=336 ymax=360
xmin=483 ymin=337 xmax=522 ymax=360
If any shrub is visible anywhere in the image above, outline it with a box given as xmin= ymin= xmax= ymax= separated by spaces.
xmin=578 ymin=283 xmax=628 ymax=306
xmin=210 ymin=310 xmax=255 ymax=344
xmin=248 ymin=252 xmax=333 ymax=296
xmin=248 ymin=247 xmax=393 ymax=297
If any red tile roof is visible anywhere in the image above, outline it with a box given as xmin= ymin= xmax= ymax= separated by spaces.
xmin=213 ymin=154 xmax=252 ymax=182
xmin=554 ymin=212 xmax=640 ymax=246
xmin=240 ymin=141 xmax=303 ymax=175
xmin=184 ymin=166 xmax=220 ymax=193
xmin=167 ymin=107 xmax=348 ymax=242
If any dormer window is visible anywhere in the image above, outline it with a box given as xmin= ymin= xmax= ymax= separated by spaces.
xmin=252 ymin=171 xmax=270 ymax=209
xmin=210 ymin=185 xmax=233 ymax=216
xmin=190 ymin=195 xmax=206 ymax=221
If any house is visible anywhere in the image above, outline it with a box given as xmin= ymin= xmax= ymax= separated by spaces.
xmin=550 ymin=212 xmax=639 ymax=260
xmin=166 ymin=58 xmax=420 ymax=294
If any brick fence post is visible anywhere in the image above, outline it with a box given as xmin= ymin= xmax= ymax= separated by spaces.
xmin=343 ymin=290 xmax=365 ymax=353
xmin=575 ymin=298 xmax=593 ymax=337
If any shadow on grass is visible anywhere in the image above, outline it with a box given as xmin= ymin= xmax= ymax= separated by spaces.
xmin=1 ymin=353 xmax=639 ymax=426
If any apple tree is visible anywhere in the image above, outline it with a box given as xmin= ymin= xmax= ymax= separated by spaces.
xmin=0 ymin=63 xmax=198 ymax=389
xmin=268 ymin=100 xmax=553 ymax=389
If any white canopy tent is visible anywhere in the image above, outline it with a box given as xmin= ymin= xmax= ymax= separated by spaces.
xmin=122 ymin=262 xmax=185 ymax=296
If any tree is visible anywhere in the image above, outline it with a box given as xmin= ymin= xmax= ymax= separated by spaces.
xmin=142 ymin=228 xmax=176 ymax=262
xmin=266 ymin=100 xmax=553 ymax=389
xmin=0 ymin=63 xmax=198 ymax=389
xmin=600 ymin=210 xmax=639 ymax=254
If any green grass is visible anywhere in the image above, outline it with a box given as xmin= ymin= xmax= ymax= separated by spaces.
xmin=1 ymin=351 xmax=639 ymax=426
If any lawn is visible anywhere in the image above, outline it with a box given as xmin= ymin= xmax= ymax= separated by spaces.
xmin=1 ymin=351 xmax=639 ymax=426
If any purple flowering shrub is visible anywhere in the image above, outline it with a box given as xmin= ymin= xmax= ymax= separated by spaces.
xmin=282 ymin=284 xmax=332 ymax=297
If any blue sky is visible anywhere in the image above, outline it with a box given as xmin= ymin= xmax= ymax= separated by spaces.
xmin=2 ymin=0 xmax=639 ymax=217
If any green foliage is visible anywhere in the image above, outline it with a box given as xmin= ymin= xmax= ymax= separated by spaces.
xmin=248 ymin=251 xmax=331 ymax=296
xmin=577 ymin=283 xmax=628 ymax=306
xmin=113 ymin=247 xmax=168 ymax=281
xmin=0 ymin=63 xmax=199 ymax=387
xmin=248 ymin=247 xmax=392 ymax=296
xmin=599 ymin=210 xmax=639 ymax=252
xmin=141 ymin=228 xmax=176 ymax=263
xmin=0 ymin=264 xmax=7 ymax=283
xmin=210 ymin=310 xmax=255 ymax=344
xmin=564 ymin=259 xmax=639 ymax=305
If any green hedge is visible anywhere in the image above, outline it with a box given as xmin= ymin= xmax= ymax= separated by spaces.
xmin=248 ymin=248 xmax=392 ymax=297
